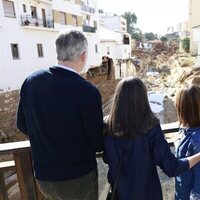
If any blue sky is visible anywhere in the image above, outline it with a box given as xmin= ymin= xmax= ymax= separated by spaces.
xmin=98 ymin=0 xmax=188 ymax=35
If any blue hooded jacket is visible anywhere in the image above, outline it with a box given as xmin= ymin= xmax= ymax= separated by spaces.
xmin=175 ymin=127 xmax=200 ymax=200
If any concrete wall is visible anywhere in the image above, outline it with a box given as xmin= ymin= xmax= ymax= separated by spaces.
xmin=189 ymin=0 xmax=200 ymax=54
xmin=0 ymin=90 xmax=21 ymax=140
xmin=100 ymin=15 xmax=127 ymax=32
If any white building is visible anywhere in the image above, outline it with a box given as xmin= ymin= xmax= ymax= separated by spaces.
xmin=0 ymin=0 xmax=101 ymax=92
xmin=177 ymin=21 xmax=190 ymax=38
xmin=100 ymin=27 xmax=131 ymax=60
xmin=81 ymin=0 xmax=101 ymax=70
xmin=99 ymin=14 xmax=131 ymax=60
xmin=192 ymin=25 xmax=200 ymax=61
xmin=0 ymin=0 xmax=58 ymax=92
xmin=100 ymin=14 xmax=127 ymax=32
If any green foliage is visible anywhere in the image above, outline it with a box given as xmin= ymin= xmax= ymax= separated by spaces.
xmin=122 ymin=12 xmax=137 ymax=36
xmin=160 ymin=36 xmax=168 ymax=42
xmin=144 ymin=32 xmax=157 ymax=41
xmin=181 ymin=38 xmax=190 ymax=52
xmin=132 ymin=32 xmax=143 ymax=41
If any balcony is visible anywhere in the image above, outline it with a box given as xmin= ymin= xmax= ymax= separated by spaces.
xmin=83 ymin=25 xmax=96 ymax=33
xmin=21 ymin=15 xmax=54 ymax=29
xmin=81 ymin=2 xmax=95 ymax=14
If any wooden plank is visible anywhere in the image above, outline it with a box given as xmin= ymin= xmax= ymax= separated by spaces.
xmin=14 ymin=151 xmax=37 ymax=200
xmin=0 ymin=172 xmax=8 ymax=200
xmin=161 ymin=122 xmax=179 ymax=134
xmin=0 ymin=161 xmax=15 ymax=169
xmin=0 ymin=141 xmax=30 ymax=155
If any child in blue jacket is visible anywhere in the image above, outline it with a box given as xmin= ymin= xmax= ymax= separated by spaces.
xmin=175 ymin=84 xmax=200 ymax=200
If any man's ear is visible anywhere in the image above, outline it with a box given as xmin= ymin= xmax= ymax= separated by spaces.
xmin=81 ymin=51 xmax=87 ymax=62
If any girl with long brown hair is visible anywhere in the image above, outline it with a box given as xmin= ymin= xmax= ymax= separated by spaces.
xmin=103 ymin=77 xmax=200 ymax=200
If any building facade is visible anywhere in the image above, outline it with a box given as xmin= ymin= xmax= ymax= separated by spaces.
xmin=99 ymin=14 xmax=131 ymax=60
xmin=100 ymin=15 xmax=127 ymax=32
xmin=193 ymin=25 xmax=200 ymax=61
xmin=0 ymin=0 xmax=103 ymax=92
xmin=189 ymin=0 xmax=200 ymax=54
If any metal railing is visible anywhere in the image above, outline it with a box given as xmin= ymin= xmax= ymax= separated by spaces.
xmin=0 ymin=122 xmax=179 ymax=199
xmin=83 ymin=25 xmax=96 ymax=33
xmin=21 ymin=15 xmax=54 ymax=29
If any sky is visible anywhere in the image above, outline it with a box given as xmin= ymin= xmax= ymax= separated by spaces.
xmin=98 ymin=0 xmax=189 ymax=35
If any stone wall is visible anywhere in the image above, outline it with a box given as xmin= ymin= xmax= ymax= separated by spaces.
xmin=0 ymin=90 xmax=26 ymax=142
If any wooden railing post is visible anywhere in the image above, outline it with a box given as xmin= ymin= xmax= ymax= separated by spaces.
xmin=13 ymin=151 xmax=37 ymax=200
xmin=0 ymin=171 xmax=8 ymax=200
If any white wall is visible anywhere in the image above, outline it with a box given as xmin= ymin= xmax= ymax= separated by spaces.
xmin=100 ymin=41 xmax=117 ymax=59
xmin=100 ymin=16 xmax=120 ymax=32
xmin=82 ymin=0 xmax=101 ymax=69
xmin=85 ymin=33 xmax=101 ymax=70
xmin=52 ymin=0 xmax=81 ymax=16
xmin=193 ymin=28 xmax=200 ymax=42
xmin=99 ymin=27 xmax=131 ymax=60
xmin=0 ymin=0 xmax=57 ymax=92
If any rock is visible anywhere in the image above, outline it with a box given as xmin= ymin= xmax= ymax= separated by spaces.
xmin=192 ymin=61 xmax=200 ymax=71
xmin=191 ymin=76 xmax=200 ymax=86
xmin=0 ymin=129 xmax=9 ymax=143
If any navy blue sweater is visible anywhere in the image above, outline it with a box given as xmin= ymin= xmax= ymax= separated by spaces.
xmin=104 ymin=125 xmax=189 ymax=200
xmin=17 ymin=66 xmax=103 ymax=181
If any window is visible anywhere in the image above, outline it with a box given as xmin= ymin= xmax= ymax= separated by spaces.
xmin=11 ymin=44 xmax=19 ymax=59
xmin=23 ymin=4 xmax=26 ymax=13
xmin=72 ymin=15 xmax=78 ymax=26
xmin=3 ymin=0 xmax=16 ymax=18
xmin=31 ymin=6 xmax=37 ymax=18
xmin=95 ymin=44 xmax=98 ymax=53
xmin=123 ymin=36 xmax=130 ymax=44
xmin=37 ymin=44 xmax=43 ymax=57
xmin=93 ymin=21 xmax=97 ymax=29
xmin=59 ymin=12 xmax=67 ymax=25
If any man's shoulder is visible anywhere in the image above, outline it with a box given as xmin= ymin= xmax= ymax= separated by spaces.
xmin=27 ymin=68 xmax=50 ymax=80
xmin=80 ymin=79 xmax=100 ymax=96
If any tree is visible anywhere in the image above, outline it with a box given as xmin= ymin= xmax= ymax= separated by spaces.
xmin=132 ymin=32 xmax=143 ymax=41
xmin=160 ymin=36 xmax=168 ymax=42
xmin=144 ymin=32 xmax=157 ymax=41
xmin=122 ymin=12 xmax=137 ymax=36
xmin=181 ymin=38 xmax=190 ymax=52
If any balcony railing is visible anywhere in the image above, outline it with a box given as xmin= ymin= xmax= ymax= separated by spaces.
xmin=83 ymin=25 xmax=96 ymax=33
xmin=21 ymin=15 xmax=54 ymax=29
xmin=81 ymin=2 xmax=95 ymax=13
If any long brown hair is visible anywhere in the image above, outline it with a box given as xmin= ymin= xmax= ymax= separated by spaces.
xmin=107 ymin=77 xmax=159 ymax=137
xmin=176 ymin=84 xmax=200 ymax=127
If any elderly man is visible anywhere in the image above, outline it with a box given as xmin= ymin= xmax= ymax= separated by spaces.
xmin=17 ymin=31 xmax=103 ymax=200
